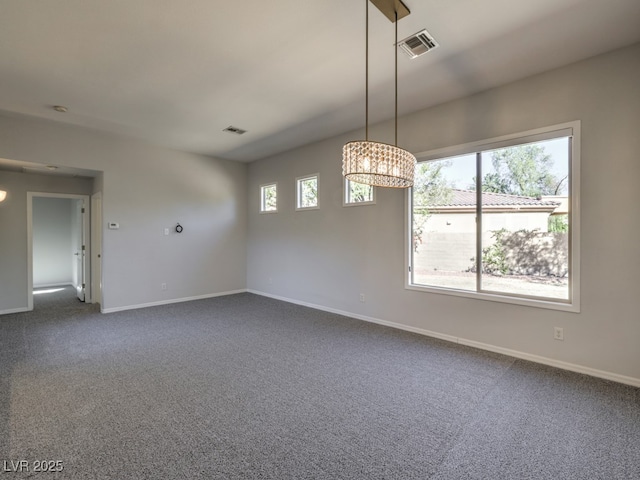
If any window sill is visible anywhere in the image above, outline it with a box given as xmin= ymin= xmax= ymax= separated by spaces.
xmin=405 ymin=283 xmax=580 ymax=313
xmin=343 ymin=201 xmax=376 ymax=207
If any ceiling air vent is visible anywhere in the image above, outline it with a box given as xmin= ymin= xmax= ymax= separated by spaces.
xmin=223 ymin=126 xmax=247 ymax=135
xmin=398 ymin=29 xmax=438 ymax=59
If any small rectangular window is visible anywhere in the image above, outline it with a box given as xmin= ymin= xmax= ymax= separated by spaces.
xmin=260 ymin=183 xmax=277 ymax=213
xmin=408 ymin=122 xmax=580 ymax=312
xmin=296 ymin=174 xmax=319 ymax=210
xmin=344 ymin=179 xmax=375 ymax=206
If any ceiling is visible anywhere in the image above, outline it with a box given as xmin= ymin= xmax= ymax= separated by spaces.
xmin=0 ymin=0 xmax=639 ymax=164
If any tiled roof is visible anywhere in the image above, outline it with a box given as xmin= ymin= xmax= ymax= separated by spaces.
xmin=428 ymin=189 xmax=561 ymax=207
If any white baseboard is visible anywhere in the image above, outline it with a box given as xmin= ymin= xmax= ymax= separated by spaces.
xmin=247 ymin=289 xmax=459 ymax=343
xmin=101 ymin=289 xmax=247 ymax=314
xmin=247 ymin=289 xmax=640 ymax=388
xmin=0 ymin=307 xmax=31 ymax=316
xmin=457 ymin=338 xmax=640 ymax=388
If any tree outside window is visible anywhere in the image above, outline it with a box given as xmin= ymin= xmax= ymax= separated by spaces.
xmin=260 ymin=183 xmax=277 ymax=212
xmin=296 ymin=175 xmax=319 ymax=210
xmin=410 ymin=132 xmax=574 ymax=306
xmin=345 ymin=179 xmax=375 ymax=205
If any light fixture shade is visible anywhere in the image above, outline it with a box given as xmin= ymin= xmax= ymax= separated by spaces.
xmin=0 ymin=190 xmax=6 ymax=202
xmin=343 ymin=140 xmax=416 ymax=188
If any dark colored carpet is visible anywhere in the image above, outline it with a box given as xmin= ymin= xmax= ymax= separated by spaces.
xmin=0 ymin=286 xmax=638 ymax=479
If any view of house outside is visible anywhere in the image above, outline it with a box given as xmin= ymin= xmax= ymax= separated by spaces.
xmin=412 ymin=137 xmax=570 ymax=300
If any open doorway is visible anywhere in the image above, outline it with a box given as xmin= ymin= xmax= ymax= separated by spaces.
xmin=27 ymin=193 xmax=92 ymax=311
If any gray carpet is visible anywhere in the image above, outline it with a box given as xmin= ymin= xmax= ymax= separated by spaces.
xmin=0 ymin=286 xmax=638 ymax=479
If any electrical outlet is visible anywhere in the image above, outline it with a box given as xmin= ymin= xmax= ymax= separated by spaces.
xmin=268 ymin=277 xmax=273 ymax=285
xmin=161 ymin=283 xmax=167 ymax=291
xmin=359 ymin=293 xmax=365 ymax=303
xmin=554 ymin=327 xmax=564 ymax=341
xmin=164 ymin=228 xmax=169 ymax=236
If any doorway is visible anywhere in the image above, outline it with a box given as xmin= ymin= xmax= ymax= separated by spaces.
xmin=27 ymin=193 xmax=92 ymax=310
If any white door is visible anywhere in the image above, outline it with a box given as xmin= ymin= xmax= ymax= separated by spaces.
xmin=73 ymin=199 xmax=86 ymax=302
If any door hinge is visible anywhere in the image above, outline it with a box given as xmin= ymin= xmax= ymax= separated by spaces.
xmin=82 ymin=245 xmax=86 ymax=251
xmin=82 ymin=283 xmax=85 ymax=288
xmin=82 ymin=207 xmax=85 ymax=213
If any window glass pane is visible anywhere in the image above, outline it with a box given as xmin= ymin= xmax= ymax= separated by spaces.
xmin=261 ymin=184 xmax=277 ymax=211
xmin=346 ymin=180 xmax=374 ymax=204
xmin=298 ymin=177 xmax=318 ymax=208
xmin=409 ymin=127 xmax=576 ymax=309
xmin=412 ymin=154 xmax=476 ymax=291
xmin=479 ymin=138 xmax=569 ymax=299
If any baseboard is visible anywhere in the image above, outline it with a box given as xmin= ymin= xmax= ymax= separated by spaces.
xmin=247 ymin=289 xmax=640 ymax=388
xmin=101 ymin=289 xmax=247 ymax=314
xmin=457 ymin=338 xmax=640 ymax=388
xmin=247 ymin=289 xmax=460 ymax=343
xmin=0 ymin=307 xmax=31 ymax=316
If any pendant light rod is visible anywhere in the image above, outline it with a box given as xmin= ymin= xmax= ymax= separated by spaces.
xmin=394 ymin=8 xmax=398 ymax=147
xmin=342 ymin=0 xmax=416 ymax=189
xmin=367 ymin=0 xmax=409 ymax=146
xmin=365 ymin=0 xmax=369 ymax=141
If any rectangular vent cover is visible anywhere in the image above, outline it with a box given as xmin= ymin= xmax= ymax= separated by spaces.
xmin=398 ymin=29 xmax=438 ymax=59
xmin=223 ymin=126 xmax=247 ymax=135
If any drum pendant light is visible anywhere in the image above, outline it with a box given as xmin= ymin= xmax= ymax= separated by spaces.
xmin=342 ymin=0 xmax=416 ymax=188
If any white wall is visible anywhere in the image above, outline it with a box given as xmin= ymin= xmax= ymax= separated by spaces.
xmin=0 ymin=118 xmax=247 ymax=313
xmin=32 ymin=197 xmax=74 ymax=287
xmin=247 ymin=43 xmax=640 ymax=383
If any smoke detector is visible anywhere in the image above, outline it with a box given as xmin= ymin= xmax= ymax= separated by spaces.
xmin=398 ymin=29 xmax=438 ymax=58
xmin=223 ymin=126 xmax=247 ymax=135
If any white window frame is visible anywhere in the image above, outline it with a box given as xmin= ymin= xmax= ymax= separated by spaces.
xmin=343 ymin=178 xmax=376 ymax=207
xmin=260 ymin=182 xmax=278 ymax=213
xmin=405 ymin=121 xmax=581 ymax=312
xmin=296 ymin=174 xmax=320 ymax=211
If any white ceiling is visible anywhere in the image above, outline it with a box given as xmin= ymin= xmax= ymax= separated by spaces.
xmin=0 ymin=0 xmax=639 ymax=163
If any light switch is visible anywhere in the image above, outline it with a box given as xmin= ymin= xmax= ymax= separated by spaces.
xmin=108 ymin=222 xmax=119 ymax=230
xmin=164 ymin=228 xmax=170 ymax=236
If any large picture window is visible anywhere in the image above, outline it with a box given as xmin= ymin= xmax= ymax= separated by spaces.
xmin=408 ymin=123 xmax=580 ymax=311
